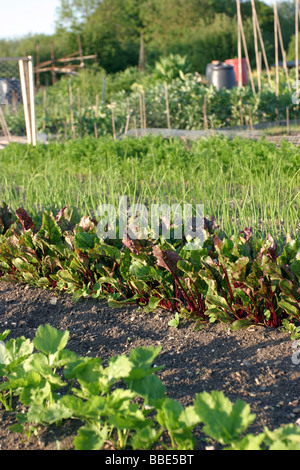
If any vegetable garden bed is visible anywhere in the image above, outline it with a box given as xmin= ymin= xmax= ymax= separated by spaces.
xmin=0 ymin=203 xmax=299 ymax=450
xmin=0 ymin=281 xmax=299 ymax=450
xmin=0 ymin=135 xmax=299 ymax=450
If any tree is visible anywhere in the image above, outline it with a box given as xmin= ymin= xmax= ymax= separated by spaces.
xmin=56 ymin=0 xmax=102 ymax=31
xmin=1 ymin=0 xmax=285 ymax=76
xmin=81 ymin=0 xmax=142 ymax=72
xmin=277 ymin=1 xmax=297 ymax=50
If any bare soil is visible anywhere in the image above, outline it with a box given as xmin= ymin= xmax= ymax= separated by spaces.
xmin=0 ymin=281 xmax=299 ymax=451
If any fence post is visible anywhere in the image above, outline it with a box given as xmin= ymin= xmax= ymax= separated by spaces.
xmin=164 ymin=82 xmax=171 ymax=129
xmin=42 ymin=88 xmax=47 ymax=131
xmin=69 ymin=79 xmax=76 ymax=139
xmin=28 ymin=57 xmax=36 ymax=146
xmin=236 ymin=0 xmax=243 ymax=88
xmin=18 ymin=56 xmax=37 ymax=145
xmin=296 ymin=0 xmax=299 ymax=107
xmin=251 ymin=0 xmax=261 ymax=92
xmin=274 ymin=0 xmax=279 ymax=98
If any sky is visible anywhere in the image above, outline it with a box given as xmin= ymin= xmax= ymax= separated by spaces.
xmin=0 ymin=0 xmax=61 ymax=40
xmin=0 ymin=0 xmax=287 ymax=41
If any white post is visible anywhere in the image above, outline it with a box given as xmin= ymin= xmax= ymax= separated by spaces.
xmin=28 ymin=56 xmax=37 ymax=146
xmin=18 ymin=59 xmax=32 ymax=144
xmin=18 ymin=57 xmax=36 ymax=145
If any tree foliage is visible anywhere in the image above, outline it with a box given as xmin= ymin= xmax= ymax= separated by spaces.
xmin=0 ymin=0 xmax=297 ymax=75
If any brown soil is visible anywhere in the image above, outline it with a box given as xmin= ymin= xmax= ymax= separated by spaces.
xmin=0 ymin=281 xmax=299 ymax=451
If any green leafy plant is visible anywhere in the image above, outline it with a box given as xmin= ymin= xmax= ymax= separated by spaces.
xmin=168 ymin=313 xmax=183 ymax=328
xmin=0 ymin=202 xmax=299 ymax=333
xmin=1 ymin=325 xmax=300 ymax=450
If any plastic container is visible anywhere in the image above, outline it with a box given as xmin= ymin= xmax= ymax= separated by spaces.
xmin=225 ymin=58 xmax=248 ymax=85
xmin=205 ymin=61 xmax=237 ymax=90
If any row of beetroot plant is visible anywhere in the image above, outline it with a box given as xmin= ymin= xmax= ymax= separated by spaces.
xmin=0 ymin=202 xmax=299 ymax=335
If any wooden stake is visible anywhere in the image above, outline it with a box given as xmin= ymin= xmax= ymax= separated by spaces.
xmin=286 ymin=106 xmax=290 ymax=135
xmin=236 ymin=0 xmax=256 ymax=93
xmin=124 ymin=97 xmax=131 ymax=135
xmin=296 ymin=0 xmax=299 ymax=105
xmin=94 ymin=121 xmax=98 ymax=139
xmin=94 ymin=94 xmax=99 ymax=138
xmin=142 ymin=90 xmax=146 ymax=129
xmin=251 ymin=0 xmax=261 ymax=92
xmin=258 ymin=51 xmax=262 ymax=90
xmin=203 ymin=94 xmax=208 ymax=130
xmin=19 ymin=58 xmax=32 ymax=144
xmin=110 ymin=101 xmax=116 ymax=139
xmin=64 ymin=120 xmax=67 ymax=139
xmin=274 ymin=4 xmax=291 ymax=92
xmin=164 ymin=82 xmax=171 ymax=129
xmin=252 ymin=3 xmax=272 ymax=88
xmin=95 ymin=94 xmax=99 ymax=118
xmin=236 ymin=0 xmax=243 ymax=88
xmin=124 ymin=113 xmax=131 ymax=135
xmin=51 ymin=41 xmax=57 ymax=85
xmin=138 ymin=31 xmax=145 ymax=72
xmin=274 ymin=0 xmax=279 ymax=98
xmin=240 ymin=97 xmax=244 ymax=126
xmin=36 ymin=44 xmax=40 ymax=90
xmin=77 ymin=35 xmax=84 ymax=69
xmin=69 ymin=79 xmax=76 ymax=139
xmin=133 ymin=115 xmax=138 ymax=137
xmin=28 ymin=57 xmax=37 ymax=146
xmin=282 ymin=50 xmax=291 ymax=94
xmin=240 ymin=20 xmax=256 ymax=93
xmin=19 ymin=59 xmax=30 ymax=143
xmin=102 ymin=76 xmax=106 ymax=104
xmin=139 ymin=93 xmax=143 ymax=130
xmin=77 ymin=87 xmax=81 ymax=112
xmin=77 ymin=87 xmax=83 ymax=137
xmin=249 ymin=107 xmax=254 ymax=131
xmin=42 ymin=88 xmax=46 ymax=130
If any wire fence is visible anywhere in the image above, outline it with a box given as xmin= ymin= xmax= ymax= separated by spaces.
xmin=0 ymin=58 xmax=26 ymax=142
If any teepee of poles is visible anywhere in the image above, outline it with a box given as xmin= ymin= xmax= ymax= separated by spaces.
xmin=236 ymin=0 xmax=298 ymax=95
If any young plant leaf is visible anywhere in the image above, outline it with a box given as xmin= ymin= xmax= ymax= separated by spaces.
xmin=168 ymin=313 xmax=182 ymax=328
xmin=33 ymin=324 xmax=69 ymax=357
xmin=74 ymin=423 xmax=108 ymax=450
xmin=194 ymin=390 xmax=256 ymax=445
xmin=129 ymin=374 xmax=166 ymax=405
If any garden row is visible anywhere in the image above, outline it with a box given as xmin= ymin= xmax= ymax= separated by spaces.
xmin=0 ymin=201 xmax=299 ymax=337
xmin=1 ymin=135 xmax=299 ymax=241
xmin=35 ymin=76 xmax=299 ymax=139
xmin=1 ymin=324 xmax=300 ymax=450
xmin=6 ymin=64 xmax=299 ymax=138
xmin=0 ymin=133 xmax=299 ymax=450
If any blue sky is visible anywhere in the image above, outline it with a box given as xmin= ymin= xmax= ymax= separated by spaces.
xmin=0 ymin=0 xmax=287 ymax=41
xmin=0 ymin=0 xmax=61 ymax=39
